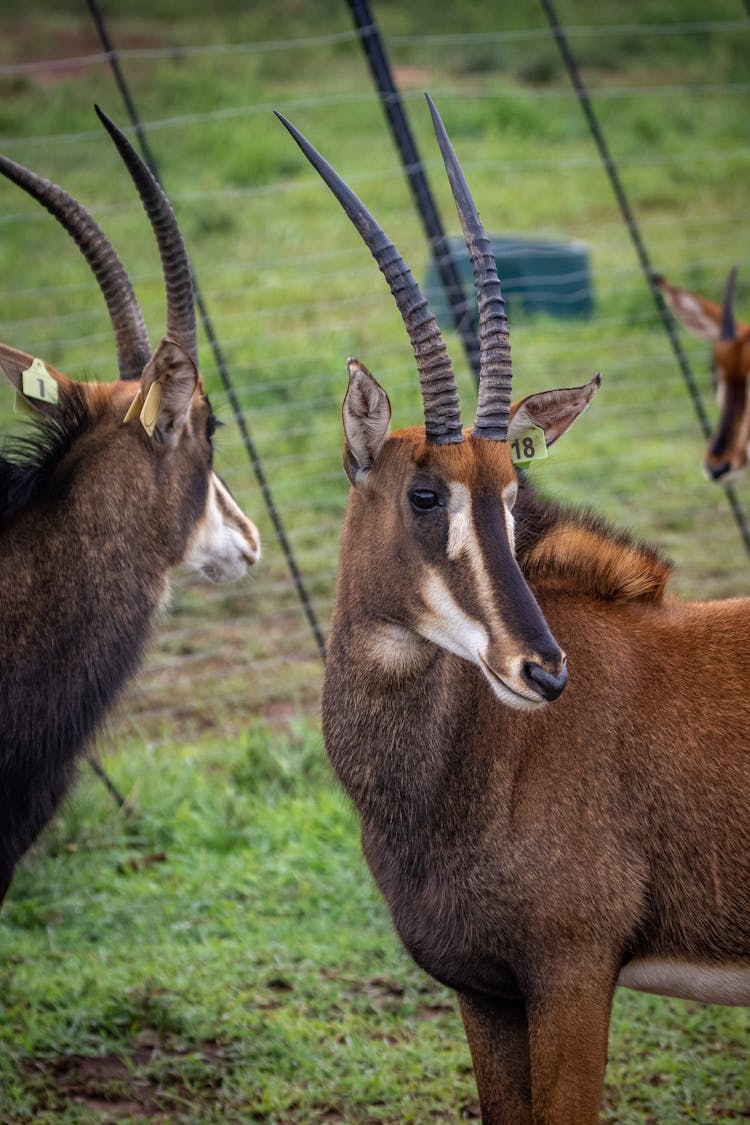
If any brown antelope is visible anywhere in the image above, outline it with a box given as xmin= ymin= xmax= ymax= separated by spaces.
xmin=278 ymin=99 xmax=750 ymax=1124
xmin=0 ymin=107 xmax=259 ymax=902
xmin=655 ymin=270 xmax=750 ymax=481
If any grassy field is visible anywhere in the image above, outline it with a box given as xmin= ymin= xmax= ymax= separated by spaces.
xmin=1 ymin=725 xmax=748 ymax=1124
xmin=0 ymin=0 xmax=749 ymax=1120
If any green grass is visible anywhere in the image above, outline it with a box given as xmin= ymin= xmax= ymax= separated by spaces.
xmin=1 ymin=1 xmax=749 ymax=1120
xmin=0 ymin=724 xmax=747 ymax=1123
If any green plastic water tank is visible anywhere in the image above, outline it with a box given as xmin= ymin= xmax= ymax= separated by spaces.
xmin=424 ymin=235 xmax=593 ymax=325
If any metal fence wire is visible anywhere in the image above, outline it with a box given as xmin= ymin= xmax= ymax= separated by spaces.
xmin=1 ymin=3 xmax=749 ymax=754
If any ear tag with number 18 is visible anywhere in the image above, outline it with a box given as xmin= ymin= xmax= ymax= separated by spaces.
xmin=510 ymin=426 xmax=548 ymax=468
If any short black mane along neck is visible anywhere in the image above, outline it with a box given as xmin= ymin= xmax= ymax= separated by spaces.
xmin=0 ymin=388 xmax=88 ymax=530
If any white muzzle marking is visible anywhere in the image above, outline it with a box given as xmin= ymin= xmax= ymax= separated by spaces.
xmin=419 ymin=571 xmax=542 ymax=711
xmin=185 ymin=472 xmax=260 ymax=583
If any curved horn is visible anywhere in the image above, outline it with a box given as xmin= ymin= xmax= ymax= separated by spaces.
xmin=426 ymin=95 xmax=511 ymax=442
xmin=95 ymin=106 xmax=198 ymax=367
xmin=721 ymin=266 xmax=738 ymax=342
xmin=0 ymin=154 xmax=151 ymax=381
xmin=275 ymin=111 xmax=463 ymax=445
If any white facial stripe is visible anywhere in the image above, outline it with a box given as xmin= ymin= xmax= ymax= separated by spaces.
xmin=420 ymin=570 xmax=541 ymax=710
xmin=618 ymin=957 xmax=750 ymax=1006
xmin=502 ymin=482 xmax=517 ymax=556
xmin=420 ymin=571 xmax=488 ymax=663
xmin=184 ymin=472 xmax=260 ymax=583
xmin=446 ymin=482 xmax=472 ymax=561
xmin=213 ymin=475 xmax=260 ymax=554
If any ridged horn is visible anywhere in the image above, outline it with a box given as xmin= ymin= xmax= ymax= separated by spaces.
xmin=721 ymin=266 xmax=738 ymax=342
xmin=275 ymin=111 xmax=463 ymax=445
xmin=0 ymin=154 xmax=151 ymax=381
xmin=95 ymin=105 xmax=198 ymax=367
xmin=426 ymin=94 xmax=511 ymax=442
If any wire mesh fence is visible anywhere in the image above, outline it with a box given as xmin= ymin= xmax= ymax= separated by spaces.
xmin=1 ymin=2 xmax=749 ymax=753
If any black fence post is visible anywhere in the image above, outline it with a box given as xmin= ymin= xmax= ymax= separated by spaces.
xmin=539 ymin=0 xmax=750 ymax=560
xmin=86 ymin=0 xmax=328 ymax=660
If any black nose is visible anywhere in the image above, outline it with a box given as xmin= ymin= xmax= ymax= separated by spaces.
xmin=522 ymin=661 xmax=568 ymax=702
xmin=707 ymin=460 xmax=731 ymax=480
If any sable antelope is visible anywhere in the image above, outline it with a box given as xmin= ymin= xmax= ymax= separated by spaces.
xmin=278 ymin=100 xmax=750 ymax=1124
xmin=0 ymin=108 xmax=259 ymax=903
xmin=656 ymin=269 xmax=750 ymax=482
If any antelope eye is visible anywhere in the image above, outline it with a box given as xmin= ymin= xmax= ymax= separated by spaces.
xmin=409 ymin=488 xmax=440 ymax=512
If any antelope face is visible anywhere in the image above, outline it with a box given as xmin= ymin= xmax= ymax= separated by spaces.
xmin=0 ymin=107 xmax=260 ymax=582
xmin=343 ymin=363 xmax=575 ymax=710
xmin=115 ymin=339 xmax=260 ymax=583
xmin=656 ymin=272 xmax=750 ymax=482
xmin=280 ymin=99 xmax=597 ymax=706
xmin=406 ymin=437 xmax=566 ymax=709
xmin=705 ymin=339 xmax=750 ymax=482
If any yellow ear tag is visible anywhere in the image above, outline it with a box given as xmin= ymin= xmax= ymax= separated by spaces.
xmin=13 ymin=392 xmax=36 ymax=416
xmin=21 ymin=357 xmax=58 ymax=404
xmin=139 ymin=380 xmax=163 ymax=437
xmin=122 ymin=390 xmax=143 ymax=424
xmin=510 ymin=426 xmax=548 ymax=468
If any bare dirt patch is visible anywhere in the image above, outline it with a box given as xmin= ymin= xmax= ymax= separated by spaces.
xmin=23 ymin=1034 xmax=233 ymax=1120
xmin=0 ymin=21 xmax=169 ymax=83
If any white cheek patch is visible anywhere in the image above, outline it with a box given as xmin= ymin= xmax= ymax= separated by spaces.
xmin=367 ymin=623 xmax=425 ymax=674
xmin=184 ymin=473 xmax=260 ymax=583
xmin=446 ymin=481 xmax=472 ymax=561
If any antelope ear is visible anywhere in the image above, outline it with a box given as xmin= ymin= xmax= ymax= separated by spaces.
xmin=654 ymin=275 xmax=722 ymax=341
xmin=138 ymin=337 xmax=199 ymax=444
xmin=509 ymin=374 xmax=601 ymax=448
xmin=0 ymin=344 xmax=72 ymax=418
xmin=342 ymin=358 xmax=391 ymax=484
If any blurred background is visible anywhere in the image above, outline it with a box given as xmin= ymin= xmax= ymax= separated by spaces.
xmin=1 ymin=4 xmax=749 ymax=1121
xmin=2 ymin=0 xmax=749 ymax=743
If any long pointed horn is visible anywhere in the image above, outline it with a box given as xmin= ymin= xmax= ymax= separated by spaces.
xmin=275 ymin=111 xmax=463 ymax=445
xmin=0 ymin=155 xmax=151 ymax=381
xmin=95 ymin=106 xmax=198 ymax=367
xmin=426 ymin=95 xmax=511 ymax=442
xmin=721 ymin=266 xmax=738 ymax=341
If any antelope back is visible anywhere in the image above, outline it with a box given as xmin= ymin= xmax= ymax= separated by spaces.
xmin=657 ymin=272 xmax=750 ymax=481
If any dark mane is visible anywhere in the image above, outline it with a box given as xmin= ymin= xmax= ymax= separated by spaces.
xmin=0 ymin=386 xmax=88 ymax=530
xmin=515 ymin=479 xmax=672 ymax=604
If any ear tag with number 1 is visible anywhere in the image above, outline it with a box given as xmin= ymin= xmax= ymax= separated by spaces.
xmin=510 ymin=426 xmax=548 ymax=468
xmin=139 ymin=380 xmax=163 ymax=437
xmin=21 ymin=357 xmax=59 ymax=405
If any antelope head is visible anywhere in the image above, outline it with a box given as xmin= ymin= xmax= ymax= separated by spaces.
xmin=656 ymin=270 xmax=750 ymax=482
xmin=279 ymin=98 xmax=599 ymax=709
xmin=0 ymin=107 xmax=259 ymax=580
